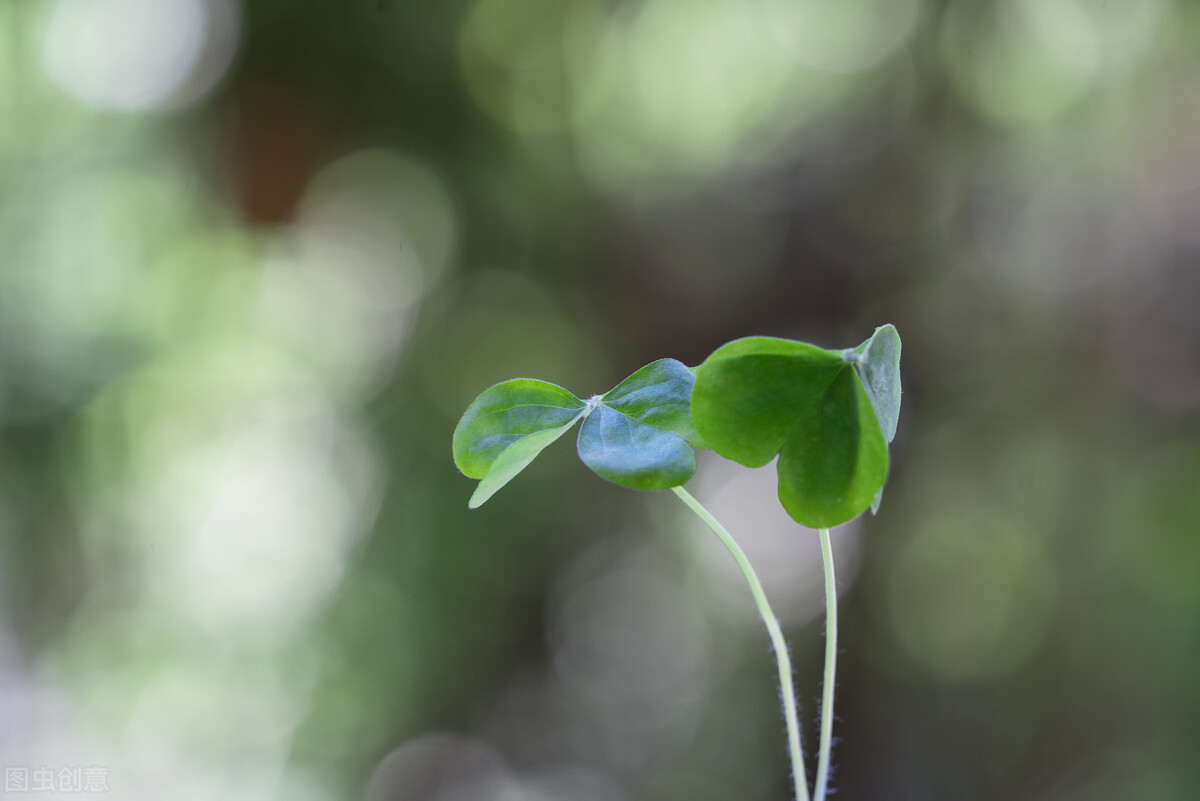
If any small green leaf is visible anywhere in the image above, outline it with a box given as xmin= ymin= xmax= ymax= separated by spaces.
xmin=453 ymin=379 xmax=585 ymax=506
xmin=578 ymin=358 xmax=703 ymax=490
xmin=577 ymin=403 xmax=696 ymax=489
xmin=469 ymin=419 xmax=581 ymax=508
xmin=601 ymin=358 xmax=708 ymax=449
xmin=851 ymin=324 xmax=902 ymax=444
xmin=454 ymin=359 xmax=705 ymax=506
xmin=693 ymin=331 xmax=900 ymax=528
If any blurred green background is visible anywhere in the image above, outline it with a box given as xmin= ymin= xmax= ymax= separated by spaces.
xmin=3 ymin=0 xmax=1199 ymax=798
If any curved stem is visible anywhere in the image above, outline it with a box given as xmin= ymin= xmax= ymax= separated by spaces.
xmin=671 ymin=486 xmax=810 ymax=801
xmin=814 ymin=527 xmax=837 ymax=801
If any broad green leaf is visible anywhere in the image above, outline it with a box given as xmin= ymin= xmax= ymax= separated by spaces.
xmin=577 ymin=403 xmax=696 ymax=489
xmin=851 ymin=324 xmax=902 ymax=444
xmin=775 ymin=369 xmax=888 ymax=527
xmin=601 ymin=358 xmax=708 ymax=449
xmin=693 ymin=332 xmax=899 ymax=528
xmin=453 ymin=379 xmax=585 ymax=506
xmin=454 ymin=359 xmax=704 ymax=506
xmin=578 ymin=358 xmax=703 ymax=490
xmin=691 ymin=338 xmax=845 ymax=467
xmin=469 ymin=419 xmax=580 ymax=508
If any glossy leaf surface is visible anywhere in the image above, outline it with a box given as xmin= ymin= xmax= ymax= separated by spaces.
xmin=454 ymin=359 xmax=704 ymax=506
xmin=577 ymin=359 xmax=702 ymax=489
xmin=453 ymin=379 xmax=586 ymax=508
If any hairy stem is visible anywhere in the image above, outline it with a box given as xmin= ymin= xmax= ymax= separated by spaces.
xmin=814 ymin=527 xmax=837 ymax=801
xmin=671 ymin=486 xmax=811 ymax=801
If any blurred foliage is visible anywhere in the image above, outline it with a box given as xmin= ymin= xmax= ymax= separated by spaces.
xmin=2 ymin=0 xmax=1199 ymax=799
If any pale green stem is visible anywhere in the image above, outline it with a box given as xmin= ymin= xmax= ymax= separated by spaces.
xmin=671 ymin=486 xmax=811 ymax=801
xmin=814 ymin=527 xmax=837 ymax=801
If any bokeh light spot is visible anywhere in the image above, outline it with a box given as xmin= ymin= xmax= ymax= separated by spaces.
xmin=41 ymin=0 xmax=239 ymax=112
xmin=265 ymin=148 xmax=459 ymax=395
xmin=367 ymin=734 xmax=514 ymax=801
xmin=762 ymin=0 xmax=922 ymax=74
xmin=551 ymin=561 xmax=711 ymax=733
xmin=574 ymin=0 xmax=798 ymax=193
xmin=942 ymin=0 xmax=1093 ymax=125
xmin=419 ymin=270 xmax=603 ymax=420
xmin=885 ymin=509 xmax=1056 ymax=680
xmin=692 ymin=452 xmax=861 ymax=629
xmin=459 ymin=0 xmax=615 ymax=133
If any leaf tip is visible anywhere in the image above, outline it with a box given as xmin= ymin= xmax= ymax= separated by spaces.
xmin=467 ymin=484 xmax=491 ymax=509
xmin=870 ymin=486 xmax=884 ymax=515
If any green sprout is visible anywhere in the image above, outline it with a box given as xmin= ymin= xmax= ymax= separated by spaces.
xmin=453 ymin=325 xmax=902 ymax=801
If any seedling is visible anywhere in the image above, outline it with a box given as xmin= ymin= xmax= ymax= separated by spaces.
xmin=453 ymin=325 xmax=901 ymax=801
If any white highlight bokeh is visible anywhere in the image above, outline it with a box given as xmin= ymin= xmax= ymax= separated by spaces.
xmin=691 ymin=451 xmax=863 ymax=630
xmin=41 ymin=0 xmax=239 ymax=112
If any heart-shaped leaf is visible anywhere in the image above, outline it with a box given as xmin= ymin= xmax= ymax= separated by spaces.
xmin=692 ymin=332 xmax=899 ymax=528
xmin=453 ymin=379 xmax=587 ymax=508
xmin=454 ymin=359 xmax=704 ymax=507
xmin=578 ymin=358 xmax=706 ymax=489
